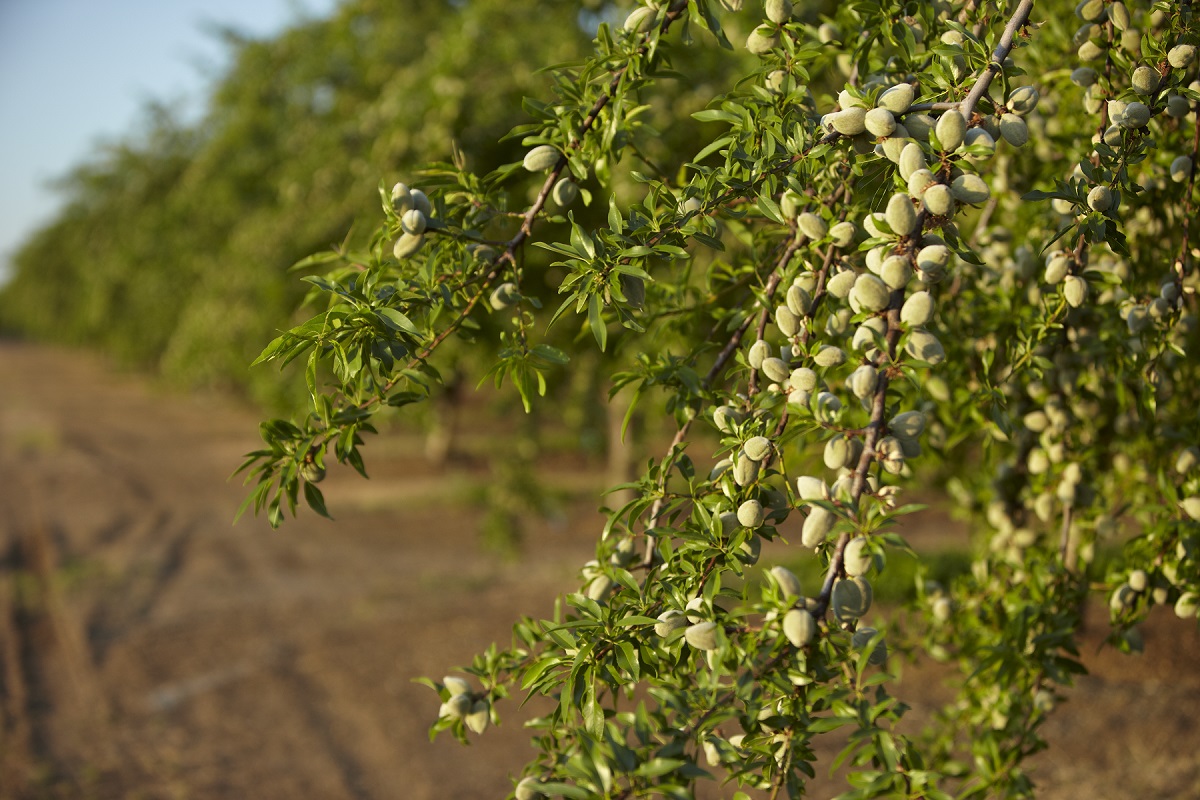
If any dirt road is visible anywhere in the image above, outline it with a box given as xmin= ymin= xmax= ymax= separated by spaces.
xmin=0 ymin=341 xmax=1196 ymax=799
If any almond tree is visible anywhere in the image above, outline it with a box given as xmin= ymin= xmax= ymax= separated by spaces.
xmin=239 ymin=1 xmax=1200 ymax=796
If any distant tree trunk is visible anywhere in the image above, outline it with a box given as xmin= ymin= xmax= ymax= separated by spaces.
xmin=425 ymin=369 xmax=463 ymax=468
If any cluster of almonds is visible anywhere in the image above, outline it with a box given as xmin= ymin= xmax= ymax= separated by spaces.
xmin=436 ymin=675 xmax=490 ymax=734
xmin=390 ymin=182 xmax=434 ymax=259
xmin=522 ymin=144 xmax=580 ymax=209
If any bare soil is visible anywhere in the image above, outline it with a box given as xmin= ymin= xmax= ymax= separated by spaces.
xmin=0 ymin=341 xmax=1197 ymax=800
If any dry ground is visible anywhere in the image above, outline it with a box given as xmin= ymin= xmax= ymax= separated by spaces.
xmin=0 ymin=341 xmax=1196 ymax=799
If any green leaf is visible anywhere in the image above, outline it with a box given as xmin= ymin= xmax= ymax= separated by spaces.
xmin=588 ymin=294 xmax=608 ymax=351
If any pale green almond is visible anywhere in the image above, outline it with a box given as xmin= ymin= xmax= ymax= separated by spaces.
xmin=900 ymin=290 xmax=934 ymax=326
xmin=770 ymin=565 xmax=804 ymax=597
xmin=885 ymin=193 xmax=917 ymax=235
xmin=905 ymin=327 xmax=945 ymax=364
xmin=876 ymin=83 xmax=915 ymax=113
xmin=782 ymin=608 xmax=816 ymax=647
xmin=935 ymin=109 xmax=966 ymax=151
xmin=951 ymin=173 xmax=990 ymax=204
xmin=881 ymin=255 xmax=913 ymax=290
xmin=523 ymin=144 xmax=560 ymax=172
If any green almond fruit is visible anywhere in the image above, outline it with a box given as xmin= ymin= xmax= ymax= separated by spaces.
xmin=881 ymin=136 xmax=908 ymax=163
xmin=749 ymin=339 xmax=770 ymax=369
xmin=401 ymin=208 xmax=427 ymax=235
xmin=900 ymin=291 xmax=933 ymax=326
xmin=1119 ymin=101 xmax=1151 ymax=128
xmin=586 ymin=575 xmax=614 ymax=601
xmin=829 ymin=220 xmax=857 ymax=247
xmin=795 ymin=475 xmax=827 ymax=501
xmin=440 ymin=693 xmax=472 ymax=719
xmin=747 ymin=24 xmax=780 ymax=54
xmin=782 ymin=609 xmax=816 ymax=647
xmin=1076 ymin=0 xmax=1105 ymax=21
xmin=552 ymin=178 xmax=579 ymax=207
xmin=951 ymin=173 xmax=990 ymax=204
xmin=877 ymin=83 xmax=915 ymax=114
xmin=907 ymin=168 xmax=936 ymax=200
xmin=905 ymin=328 xmax=945 ymax=365
xmin=762 ymin=357 xmax=791 ymax=383
xmin=824 ymin=434 xmax=852 ymax=470
xmin=864 ymin=107 xmax=897 ymax=138
xmin=1169 ymin=44 xmax=1197 ymax=69
xmin=998 ymin=113 xmax=1029 ymax=146
xmin=1044 ymin=252 xmax=1071 ymax=284
xmin=465 ymin=700 xmax=490 ymax=734
xmin=1078 ymin=40 xmax=1105 ymax=62
xmin=655 ymin=609 xmax=689 ymax=637
xmin=881 ymin=255 xmax=912 ymax=290
xmin=843 ymin=537 xmax=872 ymax=577
xmin=848 ymin=364 xmax=878 ymax=399
xmin=1181 ymin=497 xmax=1200 ymax=521
xmin=789 ymin=367 xmax=818 ymax=392
xmin=832 ymin=577 xmax=872 ymax=621
xmin=780 ymin=190 xmax=802 ymax=219
xmin=898 ymin=142 xmax=927 ymax=181
xmin=786 ymin=284 xmax=813 ymax=316
xmin=390 ymin=182 xmax=413 ymax=212
xmin=409 ymin=188 xmax=432 ymax=216
xmin=922 ymin=184 xmax=955 ymax=216
xmin=734 ymin=496 xmax=763 ymax=527
xmin=444 ymin=676 xmax=472 ymax=697
xmin=393 ymin=232 xmax=425 ymax=259
xmin=801 ymin=507 xmax=835 ymax=547
xmin=1171 ymin=155 xmax=1193 ymax=183
xmin=765 ymin=0 xmax=792 ymax=24
xmin=797 ymin=211 xmax=829 ymax=240
xmin=300 ymin=462 xmax=326 ymax=484
xmin=1087 ymin=185 xmax=1112 ymax=211
xmin=1071 ymin=67 xmax=1098 ymax=87
xmin=890 ymin=410 xmax=926 ymax=439
xmin=852 ymin=273 xmax=891 ymax=312
xmin=624 ymin=6 xmax=657 ymax=32
xmin=852 ymin=318 xmax=887 ymax=352
xmin=935 ymin=109 xmax=966 ymax=151
xmin=1129 ymin=569 xmax=1148 ymax=593
xmin=817 ymin=22 xmax=839 ymax=42
xmin=1063 ymin=275 xmax=1088 ymax=308
xmin=733 ymin=453 xmax=761 ymax=487
xmin=770 ymin=565 xmax=803 ymax=597
xmin=712 ymin=405 xmax=740 ymax=434
xmin=825 ymin=270 xmax=856 ymax=299
xmin=685 ymin=621 xmax=720 ymax=650
xmin=1007 ymin=86 xmax=1040 ymax=116
xmin=1108 ymin=1 xmax=1130 ymax=30
xmin=1166 ymin=94 xmax=1191 ymax=118
xmin=1132 ymin=65 xmax=1161 ymax=96
xmin=905 ymin=113 xmax=935 ymax=141
xmin=812 ymin=345 xmax=846 ymax=368
xmin=775 ymin=305 xmax=800 ymax=337
xmin=744 ymin=435 xmax=772 ymax=462
xmin=885 ymin=193 xmax=917 ymax=236
xmin=1175 ymin=446 xmax=1200 ymax=474
xmin=1176 ymin=592 xmax=1199 ymax=619
xmin=962 ymin=128 xmax=996 ymax=162
xmin=832 ymin=107 xmax=869 ymax=136
xmin=523 ymin=145 xmax=560 ymax=172
xmin=489 ymin=282 xmax=520 ymax=310
xmin=932 ymin=596 xmax=953 ymax=623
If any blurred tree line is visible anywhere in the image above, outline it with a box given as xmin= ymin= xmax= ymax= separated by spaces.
xmin=1 ymin=0 xmax=761 ymax=412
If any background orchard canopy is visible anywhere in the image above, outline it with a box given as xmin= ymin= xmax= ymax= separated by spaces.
xmin=8 ymin=0 xmax=1200 ymax=797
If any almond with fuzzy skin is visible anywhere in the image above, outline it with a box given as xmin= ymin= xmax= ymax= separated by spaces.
xmin=1171 ymin=155 xmax=1193 ymax=183
xmin=765 ymin=0 xmax=792 ymax=24
xmin=885 ymin=193 xmax=917 ymax=236
xmin=655 ymin=609 xmax=689 ymax=637
xmin=737 ymin=499 xmax=765 ymax=528
xmin=832 ymin=577 xmax=872 ymax=621
xmin=439 ymin=693 xmax=472 ymax=719
xmin=905 ymin=328 xmax=945 ymax=364
xmin=935 ymin=109 xmax=966 ymax=151
xmin=624 ymin=6 xmax=657 ymax=32
xmin=923 ymin=183 xmax=955 ymax=216
xmin=443 ymin=676 xmax=472 ymax=697
xmin=843 ymin=536 xmax=872 ymax=577
xmin=864 ymin=107 xmax=897 ymax=138
xmin=829 ymin=220 xmax=856 ymax=247
xmin=1169 ymin=44 xmax=1197 ymax=69
xmin=775 ymin=305 xmax=800 ymax=337
xmin=749 ymin=339 xmax=771 ymax=369
xmin=523 ymin=145 xmax=560 ymax=172
xmin=782 ymin=609 xmax=816 ymax=647
xmin=900 ymin=291 xmax=934 ymax=326
xmin=552 ymin=178 xmax=579 ymax=207
xmin=851 ymin=626 xmax=888 ymax=666
xmin=832 ymin=107 xmax=868 ymax=136
xmin=1087 ymin=186 xmax=1113 ymax=211
xmin=951 ymin=173 xmax=990 ymax=204
xmin=770 ymin=565 xmax=803 ymax=597
xmin=877 ymin=83 xmax=915 ymax=114
xmin=465 ymin=700 xmax=490 ymax=733
xmin=1063 ymin=275 xmax=1088 ymax=308
xmin=744 ymin=435 xmax=772 ymax=462
xmin=762 ymin=357 xmax=790 ymax=383
xmin=797 ymin=211 xmax=829 ymax=240
xmin=401 ymin=208 xmax=427 ymax=235
xmin=746 ymin=24 xmax=780 ymax=54
xmin=787 ymin=284 xmax=813 ymax=316
xmin=1007 ymin=86 xmax=1040 ymax=115
xmin=852 ymin=273 xmax=891 ymax=312
xmin=489 ymin=282 xmax=520 ymax=310
xmin=848 ymin=364 xmax=878 ymax=399
xmin=898 ymin=142 xmax=927 ymax=181
xmin=685 ymin=621 xmax=720 ymax=650
xmin=390 ymin=182 xmax=413 ymax=212
xmin=801 ymin=507 xmax=835 ymax=547
xmin=795 ymin=475 xmax=827 ymax=501
xmin=881 ymin=256 xmax=912 ymax=290
xmin=907 ymin=169 xmax=936 ymax=200
xmin=813 ymin=345 xmax=846 ymax=368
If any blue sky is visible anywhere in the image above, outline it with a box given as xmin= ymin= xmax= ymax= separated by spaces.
xmin=0 ymin=0 xmax=342 ymax=280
